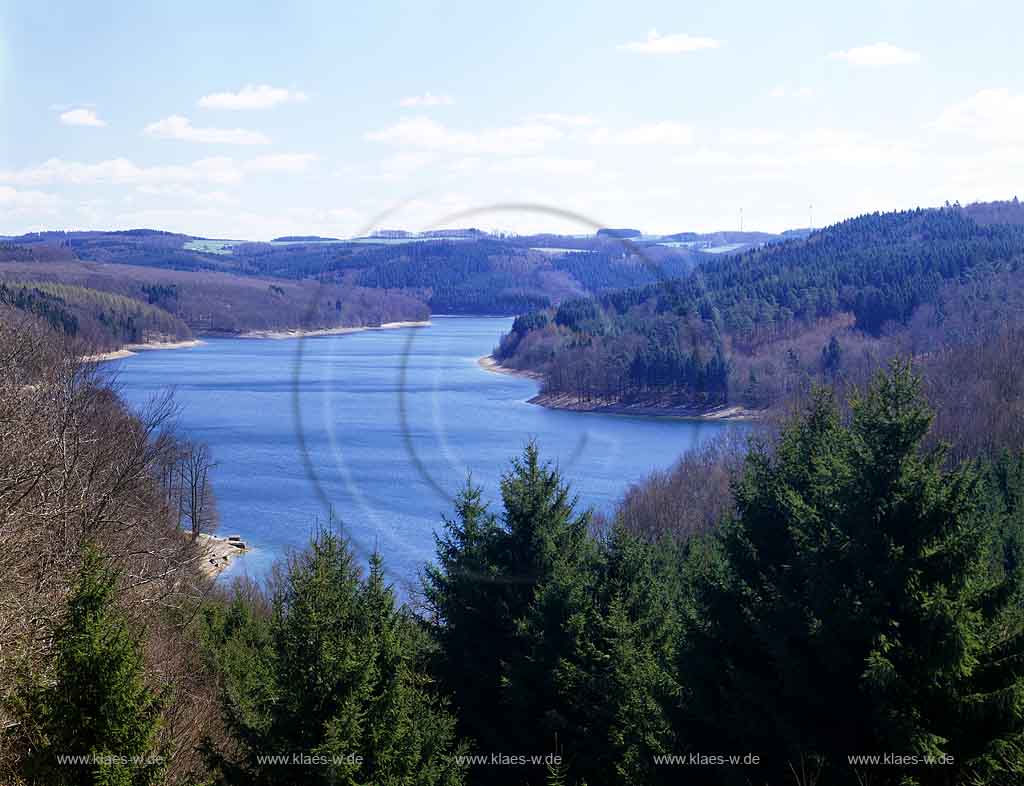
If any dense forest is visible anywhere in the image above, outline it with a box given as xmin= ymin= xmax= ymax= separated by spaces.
xmin=0 ymin=246 xmax=428 ymax=351
xmin=0 ymin=226 xmax=728 ymax=318
xmin=0 ymin=220 xmax=775 ymax=345
xmin=0 ymin=280 xmax=192 ymax=349
xmin=3 ymin=302 xmax=1024 ymax=785
xmin=5 ymin=199 xmax=1024 ymax=785
xmin=495 ymin=204 xmax=1024 ymax=412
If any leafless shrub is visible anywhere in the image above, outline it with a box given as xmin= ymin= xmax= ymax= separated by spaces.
xmin=0 ymin=309 xmax=223 ymax=784
xmin=615 ymin=429 xmax=750 ymax=541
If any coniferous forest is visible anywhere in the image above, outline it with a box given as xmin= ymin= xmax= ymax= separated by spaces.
xmin=4 ymin=271 xmax=1024 ymax=784
xmin=6 ymin=0 xmax=1024 ymax=780
xmin=495 ymin=205 xmax=1024 ymax=414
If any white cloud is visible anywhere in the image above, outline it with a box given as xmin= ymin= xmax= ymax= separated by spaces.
xmin=487 ymin=157 xmax=596 ymax=176
xmin=797 ymin=128 xmax=917 ymax=165
xmin=0 ymin=157 xmax=233 ymax=186
xmin=0 ymin=185 xmax=60 ymax=211
xmin=450 ymin=157 xmax=482 ymax=173
xmin=674 ymin=149 xmax=745 ymax=167
xmin=0 ymin=152 xmax=318 ymax=188
xmin=366 ymin=117 xmax=562 ymax=155
xmin=721 ymin=128 xmax=785 ymax=146
xmin=362 ymin=152 xmax=441 ymax=181
xmin=244 ymin=153 xmax=319 ymax=173
xmin=398 ymin=92 xmax=455 ymax=107
xmin=617 ymin=29 xmax=722 ymax=55
xmin=198 ymin=84 xmax=308 ymax=110
xmin=135 ymin=184 xmax=237 ymax=205
xmin=828 ymin=42 xmax=921 ymax=66
xmin=144 ymin=115 xmax=271 ymax=145
xmin=531 ymin=113 xmax=596 ymax=128
xmin=931 ymin=88 xmax=1024 ymax=144
xmin=59 ymin=108 xmax=106 ymax=127
xmin=768 ymin=85 xmax=814 ymax=99
xmin=588 ymin=122 xmax=693 ymax=145
xmin=673 ymin=127 xmax=922 ymax=181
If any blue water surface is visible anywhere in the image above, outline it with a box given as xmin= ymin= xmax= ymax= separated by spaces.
xmin=112 ymin=316 xmax=741 ymax=592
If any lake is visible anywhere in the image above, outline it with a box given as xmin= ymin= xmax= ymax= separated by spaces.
xmin=112 ymin=316 xmax=741 ymax=593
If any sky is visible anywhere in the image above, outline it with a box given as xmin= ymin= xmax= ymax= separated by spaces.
xmin=1 ymin=0 xmax=1022 ymax=239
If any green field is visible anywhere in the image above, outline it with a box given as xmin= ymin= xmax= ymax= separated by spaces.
xmin=183 ymin=238 xmax=243 ymax=255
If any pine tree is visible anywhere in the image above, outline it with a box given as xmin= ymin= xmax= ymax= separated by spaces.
xmin=679 ymin=362 xmax=1024 ymax=785
xmin=545 ymin=525 xmax=681 ymax=785
xmin=822 ymin=335 xmax=842 ymax=378
xmin=20 ymin=545 xmax=165 ymax=786
xmin=423 ymin=479 xmax=505 ymax=751
xmin=208 ymin=531 xmax=466 ymax=786
xmin=424 ymin=443 xmax=591 ymax=783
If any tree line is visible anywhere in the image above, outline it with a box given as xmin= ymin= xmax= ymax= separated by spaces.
xmin=7 ymin=342 xmax=1024 ymax=785
xmin=496 ymin=207 xmax=1024 ymax=410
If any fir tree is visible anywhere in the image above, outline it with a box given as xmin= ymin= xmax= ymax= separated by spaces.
xmin=679 ymin=362 xmax=1024 ymax=785
xmin=424 ymin=443 xmax=591 ymax=784
xmin=544 ymin=525 xmax=681 ymax=785
xmin=207 ymin=531 xmax=465 ymax=785
xmin=20 ymin=545 xmax=165 ymax=786
xmin=822 ymin=335 xmax=842 ymax=378
xmin=422 ymin=479 xmax=505 ymax=752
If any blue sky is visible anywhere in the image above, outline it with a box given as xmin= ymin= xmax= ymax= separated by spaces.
xmin=1 ymin=0 xmax=1021 ymax=238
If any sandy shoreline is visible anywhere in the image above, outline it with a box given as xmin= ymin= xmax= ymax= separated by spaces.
xmin=478 ymin=355 xmax=755 ymax=420
xmin=194 ymin=532 xmax=249 ymax=580
xmin=477 ymin=354 xmax=545 ymax=380
xmin=239 ymin=320 xmax=431 ymax=340
xmin=84 ymin=339 xmax=204 ymax=363
xmin=83 ymin=321 xmax=431 ymax=361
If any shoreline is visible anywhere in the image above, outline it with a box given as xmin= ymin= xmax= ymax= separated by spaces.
xmin=478 ymin=355 xmax=756 ymax=421
xmin=83 ymin=339 xmax=204 ymax=363
xmin=237 ymin=320 xmax=431 ymax=340
xmin=194 ymin=532 xmax=249 ymax=580
xmin=476 ymin=354 xmax=545 ymax=380
xmin=84 ymin=321 xmax=432 ymax=361
xmin=528 ymin=392 xmax=757 ymax=421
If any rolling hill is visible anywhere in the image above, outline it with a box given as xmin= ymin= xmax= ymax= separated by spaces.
xmin=493 ymin=201 xmax=1024 ymax=415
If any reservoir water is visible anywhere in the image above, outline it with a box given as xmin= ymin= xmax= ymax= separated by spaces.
xmin=112 ymin=316 xmax=740 ymax=593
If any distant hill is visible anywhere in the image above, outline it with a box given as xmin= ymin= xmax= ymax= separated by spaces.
xmin=0 ymin=228 xmax=717 ymax=316
xmin=494 ymin=203 xmax=1024 ymax=413
xmin=272 ymin=235 xmax=341 ymax=242
xmin=0 ymin=242 xmax=428 ymax=349
xmin=962 ymin=197 xmax=1024 ymax=226
xmin=0 ymin=280 xmax=191 ymax=350
xmin=9 ymin=203 xmax=1016 ymax=330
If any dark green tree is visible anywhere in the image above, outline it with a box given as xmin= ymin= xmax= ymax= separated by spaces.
xmin=424 ymin=443 xmax=591 ymax=783
xmin=20 ymin=545 xmax=165 ymax=786
xmin=422 ymin=481 xmax=505 ymax=751
xmin=542 ymin=525 xmax=681 ymax=785
xmin=206 ymin=531 xmax=465 ymax=786
xmin=822 ymin=334 xmax=842 ymax=378
xmin=679 ymin=362 xmax=1024 ymax=785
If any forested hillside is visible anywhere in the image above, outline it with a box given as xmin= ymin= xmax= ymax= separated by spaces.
xmin=0 ymin=246 xmax=428 ymax=350
xmin=0 ymin=281 xmax=192 ymax=350
xmin=0 ymin=312 xmax=224 ymax=784
xmin=0 ymin=227 xmax=723 ymax=317
xmin=495 ymin=206 xmax=1024 ymax=412
xmin=6 ymin=302 xmax=1024 ymax=785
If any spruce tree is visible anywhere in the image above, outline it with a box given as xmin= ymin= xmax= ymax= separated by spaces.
xmin=545 ymin=525 xmax=681 ymax=785
xmin=424 ymin=443 xmax=591 ymax=783
xmin=680 ymin=362 xmax=1024 ymax=785
xmin=209 ymin=531 xmax=465 ymax=786
xmin=20 ymin=545 xmax=165 ymax=786
xmin=423 ymin=480 xmax=505 ymax=752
